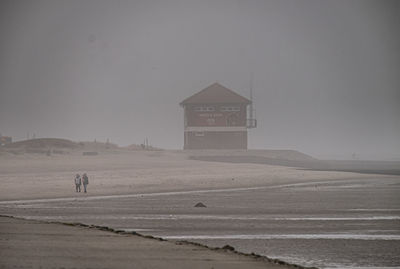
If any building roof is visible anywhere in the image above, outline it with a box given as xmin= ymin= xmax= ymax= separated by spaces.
xmin=180 ymin=83 xmax=251 ymax=105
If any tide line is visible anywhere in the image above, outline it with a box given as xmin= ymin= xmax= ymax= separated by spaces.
xmin=0 ymin=179 xmax=366 ymax=205
xmin=162 ymin=234 xmax=400 ymax=240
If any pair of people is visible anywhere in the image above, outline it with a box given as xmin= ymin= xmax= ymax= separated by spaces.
xmin=74 ymin=173 xmax=89 ymax=193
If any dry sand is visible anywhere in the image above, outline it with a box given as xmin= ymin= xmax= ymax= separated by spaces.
xmin=0 ymin=150 xmax=379 ymax=201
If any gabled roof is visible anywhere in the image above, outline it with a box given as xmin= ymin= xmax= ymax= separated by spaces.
xmin=180 ymin=83 xmax=251 ymax=105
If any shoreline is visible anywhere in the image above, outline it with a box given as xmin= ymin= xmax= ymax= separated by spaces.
xmin=0 ymin=215 xmax=317 ymax=269
xmin=0 ymin=177 xmax=382 ymax=203
xmin=188 ymin=155 xmax=400 ymax=176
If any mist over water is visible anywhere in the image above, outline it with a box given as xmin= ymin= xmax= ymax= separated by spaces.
xmin=0 ymin=0 xmax=399 ymax=160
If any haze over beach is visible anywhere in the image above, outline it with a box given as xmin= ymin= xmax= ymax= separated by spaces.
xmin=0 ymin=0 xmax=399 ymax=159
xmin=1 ymin=1 xmax=400 ymax=269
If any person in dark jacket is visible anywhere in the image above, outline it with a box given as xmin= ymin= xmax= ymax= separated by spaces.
xmin=82 ymin=173 xmax=89 ymax=193
xmin=74 ymin=174 xmax=81 ymax=192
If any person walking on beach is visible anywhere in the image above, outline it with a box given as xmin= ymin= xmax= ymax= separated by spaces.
xmin=74 ymin=174 xmax=81 ymax=192
xmin=82 ymin=173 xmax=89 ymax=193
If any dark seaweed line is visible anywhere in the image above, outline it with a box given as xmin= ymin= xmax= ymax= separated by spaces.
xmin=0 ymin=214 xmax=318 ymax=269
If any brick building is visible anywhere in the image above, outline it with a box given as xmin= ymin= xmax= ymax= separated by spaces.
xmin=180 ymin=83 xmax=254 ymax=149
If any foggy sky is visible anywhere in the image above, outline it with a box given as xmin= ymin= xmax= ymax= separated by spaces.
xmin=0 ymin=0 xmax=399 ymax=159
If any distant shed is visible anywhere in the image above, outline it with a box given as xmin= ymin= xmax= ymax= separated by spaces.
xmin=0 ymin=136 xmax=12 ymax=146
xmin=180 ymin=83 xmax=253 ymax=149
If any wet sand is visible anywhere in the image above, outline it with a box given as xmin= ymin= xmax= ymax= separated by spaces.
xmin=0 ymin=216 xmax=300 ymax=269
xmin=2 ymin=177 xmax=399 ymax=268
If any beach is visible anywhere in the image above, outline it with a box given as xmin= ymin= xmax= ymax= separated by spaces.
xmin=0 ymin=150 xmax=376 ymax=201
xmin=1 ymin=215 xmax=304 ymax=269
xmin=1 ymin=150 xmax=399 ymax=268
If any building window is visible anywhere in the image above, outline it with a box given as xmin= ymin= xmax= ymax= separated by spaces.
xmin=206 ymin=118 xmax=216 ymax=125
xmin=221 ymin=106 xmax=240 ymax=112
xmin=194 ymin=106 xmax=215 ymax=112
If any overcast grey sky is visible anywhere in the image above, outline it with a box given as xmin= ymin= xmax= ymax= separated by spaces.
xmin=0 ymin=0 xmax=399 ymax=159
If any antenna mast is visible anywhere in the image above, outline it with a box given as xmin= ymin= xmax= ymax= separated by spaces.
xmin=247 ymin=72 xmax=257 ymax=128
xmin=250 ymin=72 xmax=253 ymax=120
